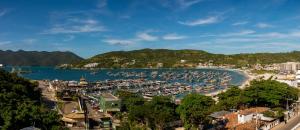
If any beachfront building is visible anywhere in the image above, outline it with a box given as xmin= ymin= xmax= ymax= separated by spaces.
xmin=297 ymin=70 xmax=300 ymax=87
xmin=279 ymin=62 xmax=300 ymax=74
xmin=83 ymin=62 xmax=99 ymax=68
xmin=98 ymin=93 xmax=121 ymax=114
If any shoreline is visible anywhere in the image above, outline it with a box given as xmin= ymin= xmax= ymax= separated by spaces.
xmin=16 ymin=66 xmax=253 ymax=97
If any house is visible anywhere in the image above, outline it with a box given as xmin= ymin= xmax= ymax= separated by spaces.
xmin=83 ymin=63 xmax=99 ymax=68
xmin=238 ymin=107 xmax=269 ymax=124
xmin=223 ymin=107 xmax=279 ymax=130
xmin=61 ymin=112 xmax=86 ymax=128
xmin=98 ymin=93 xmax=121 ymax=114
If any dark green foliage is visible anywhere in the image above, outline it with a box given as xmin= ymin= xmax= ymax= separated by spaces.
xmin=215 ymin=86 xmax=244 ymax=110
xmin=116 ymin=90 xmax=145 ymax=112
xmin=76 ymin=49 xmax=300 ymax=68
xmin=145 ymin=96 xmax=178 ymax=130
xmin=0 ymin=50 xmax=83 ymax=66
xmin=243 ymin=80 xmax=299 ymax=108
xmin=263 ymin=108 xmax=285 ymax=118
xmin=176 ymin=94 xmax=215 ymax=129
xmin=117 ymin=93 xmax=178 ymax=130
xmin=216 ymin=80 xmax=299 ymax=110
xmin=0 ymin=69 xmax=64 ymax=130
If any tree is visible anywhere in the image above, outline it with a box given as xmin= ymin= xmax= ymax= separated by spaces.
xmin=0 ymin=69 xmax=64 ymax=130
xmin=176 ymin=94 xmax=215 ymax=129
xmin=243 ymin=80 xmax=299 ymax=108
xmin=116 ymin=90 xmax=144 ymax=112
xmin=145 ymin=96 xmax=178 ymax=130
xmin=216 ymin=86 xmax=244 ymax=110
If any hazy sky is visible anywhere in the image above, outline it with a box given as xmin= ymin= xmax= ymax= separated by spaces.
xmin=1 ymin=0 xmax=300 ymax=58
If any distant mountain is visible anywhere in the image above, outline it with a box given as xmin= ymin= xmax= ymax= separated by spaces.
xmin=75 ymin=48 xmax=300 ymax=68
xmin=0 ymin=50 xmax=83 ymax=66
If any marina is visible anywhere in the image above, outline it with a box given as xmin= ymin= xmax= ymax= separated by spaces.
xmin=3 ymin=66 xmax=247 ymax=98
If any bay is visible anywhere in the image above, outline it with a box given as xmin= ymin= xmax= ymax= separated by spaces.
xmin=3 ymin=66 xmax=247 ymax=86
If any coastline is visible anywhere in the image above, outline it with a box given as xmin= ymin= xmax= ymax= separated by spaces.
xmin=7 ymin=66 xmax=253 ymax=97
xmin=204 ymin=68 xmax=253 ymax=97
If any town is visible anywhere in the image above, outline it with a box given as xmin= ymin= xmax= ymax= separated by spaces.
xmin=30 ymin=61 xmax=300 ymax=130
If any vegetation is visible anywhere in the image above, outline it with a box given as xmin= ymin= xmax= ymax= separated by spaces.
xmin=0 ymin=69 xmax=65 ymax=130
xmin=117 ymin=79 xmax=299 ymax=130
xmin=250 ymin=69 xmax=278 ymax=74
xmin=0 ymin=50 xmax=83 ymax=66
xmin=176 ymin=94 xmax=215 ymax=130
xmin=216 ymin=80 xmax=299 ymax=110
xmin=116 ymin=91 xmax=178 ymax=130
xmin=75 ymin=48 xmax=300 ymax=68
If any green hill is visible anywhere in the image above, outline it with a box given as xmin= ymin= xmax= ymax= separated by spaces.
xmin=0 ymin=50 xmax=83 ymax=66
xmin=75 ymin=49 xmax=300 ymax=68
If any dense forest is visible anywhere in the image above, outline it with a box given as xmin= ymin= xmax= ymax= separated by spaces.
xmin=0 ymin=50 xmax=83 ymax=66
xmin=0 ymin=69 xmax=65 ymax=130
xmin=75 ymin=49 xmax=300 ymax=68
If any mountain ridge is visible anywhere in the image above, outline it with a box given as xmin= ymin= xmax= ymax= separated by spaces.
xmin=75 ymin=48 xmax=300 ymax=68
xmin=0 ymin=50 xmax=83 ymax=66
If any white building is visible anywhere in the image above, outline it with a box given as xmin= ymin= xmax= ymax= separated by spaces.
xmin=296 ymin=70 xmax=300 ymax=87
xmin=83 ymin=63 xmax=99 ymax=68
xmin=280 ymin=62 xmax=300 ymax=73
xmin=180 ymin=60 xmax=186 ymax=63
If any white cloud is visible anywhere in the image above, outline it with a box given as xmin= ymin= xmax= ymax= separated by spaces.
xmin=256 ymin=23 xmax=273 ymax=28
xmin=221 ymin=30 xmax=256 ymax=37
xmin=136 ymin=31 xmax=158 ymax=41
xmin=178 ymin=16 xmax=219 ymax=26
xmin=104 ymin=39 xmax=135 ymax=45
xmin=162 ymin=33 xmax=187 ymax=40
xmin=232 ymin=21 xmax=248 ymax=26
xmin=177 ymin=0 xmax=203 ymax=9
xmin=43 ymin=18 xmax=106 ymax=34
xmin=0 ymin=41 xmax=11 ymax=45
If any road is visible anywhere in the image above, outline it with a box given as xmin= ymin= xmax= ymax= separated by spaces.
xmin=272 ymin=114 xmax=300 ymax=130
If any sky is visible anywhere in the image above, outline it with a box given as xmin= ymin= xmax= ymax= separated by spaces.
xmin=1 ymin=0 xmax=300 ymax=58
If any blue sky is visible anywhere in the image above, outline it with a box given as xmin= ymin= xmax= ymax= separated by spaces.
xmin=0 ymin=0 xmax=300 ymax=58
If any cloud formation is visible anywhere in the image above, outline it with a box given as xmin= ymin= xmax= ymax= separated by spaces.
xmin=104 ymin=39 xmax=135 ymax=45
xmin=163 ymin=33 xmax=187 ymax=40
xmin=43 ymin=18 xmax=106 ymax=34
xmin=232 ymin=21 xmax=248 ymax=26
xmin=178 ymin=16 xmax=220 ymax=26
xmin=0 ymin=41 xmax=11 ymax=45
xmin=177 ymin=0 xmax=203 ymax=9
xmin=256 ymin=23 xmax=273 ymax=28
xmin=136 ymin=31 xmax=158 ymax=41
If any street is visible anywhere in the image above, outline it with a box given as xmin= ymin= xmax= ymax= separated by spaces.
xmin=272 ymin=114 xmax=300 ymax=130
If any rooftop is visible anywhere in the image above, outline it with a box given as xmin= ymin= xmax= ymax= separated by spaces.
xmin=238 ymin=107 xmax=269 ymax=115
xmin=101 ymin=93 xmax=119 ymax=101
xmin=209 ymin=110 xmax=231 ymax=119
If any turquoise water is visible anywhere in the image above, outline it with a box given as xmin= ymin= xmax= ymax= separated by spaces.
xmin=3 ymin=66 xmax=246 ymax=86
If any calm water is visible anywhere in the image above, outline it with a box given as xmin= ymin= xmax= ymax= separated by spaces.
xmin=3 ymin=66 xmax=247 ymax=86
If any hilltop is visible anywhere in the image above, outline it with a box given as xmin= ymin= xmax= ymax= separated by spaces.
xmin=75 ymin=49 xmax=300 ymax=68
xmin=0 ymin=50 xmax=83 ymax=66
